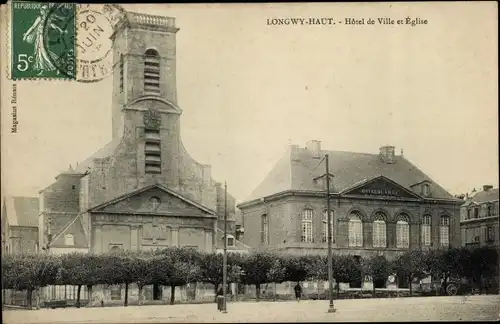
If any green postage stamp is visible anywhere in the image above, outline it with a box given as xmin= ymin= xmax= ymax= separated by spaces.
xmin=10 ymin=1 xmax=76 ymax=79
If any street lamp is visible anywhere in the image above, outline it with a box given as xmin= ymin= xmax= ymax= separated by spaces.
xmin=325 ymin=154 xmax=336 ymax=313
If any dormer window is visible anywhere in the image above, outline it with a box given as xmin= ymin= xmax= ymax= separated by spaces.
xmin=422 ymin=183 xmax=430 ymax=197
xmin=225 ymin=234 xmax=235 ymax=247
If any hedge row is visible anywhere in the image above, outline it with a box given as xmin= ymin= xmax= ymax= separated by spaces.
xmin=2 ymin=246 xmax=498 ymax=309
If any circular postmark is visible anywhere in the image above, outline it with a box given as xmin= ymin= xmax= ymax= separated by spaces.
xmin=44 ymin=4 xmax=125 ymax=82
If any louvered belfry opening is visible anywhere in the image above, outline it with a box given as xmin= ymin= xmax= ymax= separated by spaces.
xmin=144 ymin=49 xmax=161 ymax=96
xmin=145 ymin=128 xmax=161 ymax=174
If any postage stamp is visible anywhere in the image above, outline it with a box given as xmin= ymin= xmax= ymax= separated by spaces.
xmin=10 ymin=2 xmax=76 ymax=80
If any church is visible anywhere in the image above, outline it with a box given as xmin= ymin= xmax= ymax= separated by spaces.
xmin=238 ymin=141 xmax=463 ymax=289
xmin=38 ymin=9 xmax=246 ymax=303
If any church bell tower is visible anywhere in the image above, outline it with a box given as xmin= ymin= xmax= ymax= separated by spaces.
xmin=109 ymin=11 xmax=184 ymax=185
xmin=110 ymin=11 xmax=181 ymax=140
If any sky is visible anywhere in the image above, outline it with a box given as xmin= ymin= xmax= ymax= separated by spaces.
xmin=1 ymin=2 xmax=498 ymax=204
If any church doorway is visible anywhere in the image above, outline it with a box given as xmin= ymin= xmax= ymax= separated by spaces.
xmin=153 ymin=284 xmax=163 ymax=300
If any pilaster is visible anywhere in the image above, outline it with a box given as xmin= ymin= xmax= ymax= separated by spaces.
xmin=171 ymin=228 xmax=179 ymax=247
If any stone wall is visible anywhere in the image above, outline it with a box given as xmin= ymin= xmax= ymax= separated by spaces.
xmin=242 ymin=194 xmax=462 ymax=255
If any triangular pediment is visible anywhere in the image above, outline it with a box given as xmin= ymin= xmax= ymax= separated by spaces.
xmin=88 ymin=184 xmax=216 ymax=217
xmin=340 ymin=176 xmax=423 ymax=200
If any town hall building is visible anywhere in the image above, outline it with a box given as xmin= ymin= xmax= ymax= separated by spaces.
xmin=37 ymin=8 xmax=246 ymax=304
xmin=237 ymin=141 xmax=463 ymax=289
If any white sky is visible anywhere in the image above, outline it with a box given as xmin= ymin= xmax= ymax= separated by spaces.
xmin=1 ymin=2 xmax=498 ymax=203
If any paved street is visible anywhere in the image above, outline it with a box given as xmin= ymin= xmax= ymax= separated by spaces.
xmin=3 ymin=295 xmax=500 ymax=323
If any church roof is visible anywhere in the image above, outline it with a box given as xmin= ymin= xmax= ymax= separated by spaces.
xmin=2 ymin=196 xmax=38 ymax=227
xmin=243 ymin=145 xmax=459 ymax=203
xmin=74 ymin=139 xmax=122 ymax=173
xmin=48 ymin=214 xmax=88 ymax=249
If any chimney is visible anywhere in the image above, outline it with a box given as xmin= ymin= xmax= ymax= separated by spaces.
xmin=483 ymin=185 xmax=493 ymax=192
xmin=306 ymin=140 xmax=322 ymax=159
xmin=379 ymin=145 xmax=396 ymax=164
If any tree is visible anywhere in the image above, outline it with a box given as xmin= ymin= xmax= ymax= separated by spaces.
xmin=154 ymin=247 xmax=203 ymax=305
xmin=304 ymin=255 xmax=328 ymax=299
xmin=240 ymin=252 xmax=277 ymax=301
xmin=332 ymin=255 xmax=360 ymax=298
xmin=468 ymin=246 xmax=498 ymax=294
xmin=392 ymin=250 xmax=428 ymax=296
xmin=58 ymin=252 xmax=105 ymax=307
xmin=129 ymin=252 xmax=156 ymax=305
xmin=198 ymin=252 xmax=243 ymax=301
xmin=266 ymin=258 xmax=287 ymax=300
xmin=364 ymin=255 xmax=392 ymax=295
xmin=282 ymin=255 xmax=314 ymax=283
xmin=3 ymin=253 xmax=61 ymax=309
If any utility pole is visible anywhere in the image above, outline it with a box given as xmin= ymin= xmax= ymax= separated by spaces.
xmin=222 ymin=181 xmax=228 ymax=313
xmin=326 ymin=154 xmax=336 ymax=313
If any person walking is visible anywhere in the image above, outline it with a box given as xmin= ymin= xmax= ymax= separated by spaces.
xmin=216 ymin=287 xmax=224 ymax=311
xmin=294 ymin=282 xmax=302 ymax=302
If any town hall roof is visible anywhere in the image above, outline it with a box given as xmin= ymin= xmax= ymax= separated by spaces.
xmin=243 ymin=144 xmax=459 ymax=203
xmin=2 ymin=196 xmax=38 ymax=227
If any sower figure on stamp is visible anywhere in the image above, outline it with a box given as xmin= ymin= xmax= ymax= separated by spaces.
xmin=294 ymin=282 xmax=302 ymax=302
xmin=22 ymin=5 xmax=66 ymax=75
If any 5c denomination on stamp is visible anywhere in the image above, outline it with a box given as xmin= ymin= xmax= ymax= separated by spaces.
xmin=11 ymin=1 xmax=76 ymax=80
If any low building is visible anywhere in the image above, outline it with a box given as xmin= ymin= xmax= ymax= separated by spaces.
xmin=238 ymin=141 xmax=463 ymax=289
xmin=460 ymin=186 xmax=499 ymax=247
xmin=1 ymin=196 xmax=39 ymax=254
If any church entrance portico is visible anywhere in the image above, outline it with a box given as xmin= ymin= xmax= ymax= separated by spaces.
xmin=88 ymin=184 xmax=217 ymax=253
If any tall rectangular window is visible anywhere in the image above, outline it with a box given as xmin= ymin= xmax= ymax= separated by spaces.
xmin=421 ymin=215 xmax=432 ymax=247
xmin=261 ymin=214 xmax=269 ymax=244
xmin=145 ymin=129 xmax=161 ymax=174
xmin=474 ymin=208 xmax=479 ymax=219
xmin=322 ymin=210 xmax=334 ymax=243
xmin=301 ymin=209 xmax=313 ymax=243
xmin=439 ymin=216 xmax=450 ymax=247
xmin=348 ymin=213 xmax=363 ymax=247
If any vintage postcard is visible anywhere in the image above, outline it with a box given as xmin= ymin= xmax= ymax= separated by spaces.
xmin=1 ymin=2 xmax=499 ymax=323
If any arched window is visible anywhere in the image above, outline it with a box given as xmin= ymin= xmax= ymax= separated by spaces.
xmin=322 ymin=210 xmax=334 ymax=243
xmin=421 ymin=215 xmax=432 ymax=247
xmin=372 ymin=212 xmax=387 ymax=248
xmin=396 ymin=214 xmax=410 ymax=248
xmin=301 ymin=209 xmax=313 ymax=243
xmin=64 ymin=234 xmax=74 ymax=246
xmin=439 ymin=216 xmax=450 ymax=247
xmin=348 ymin=212 xmax=363 ymax=247
xmin=144 ymin=49 xmax=160 ymax=95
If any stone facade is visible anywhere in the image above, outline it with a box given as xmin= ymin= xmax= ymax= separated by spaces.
xmin=1 ymin=196 xmax=39 ymax=254
xmin=37 ymin=9 xmax=241 ymax=256
xmin=240 ymin=193 xmax=461 ymax=260
xmin=460 ymin=186 xmax=499 ymax=247
xmin=238 ymin=142 xmax=463 ymax=261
